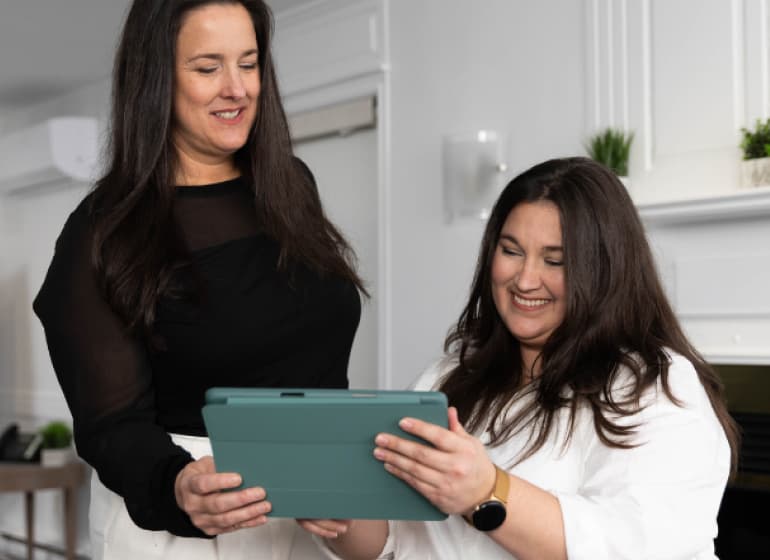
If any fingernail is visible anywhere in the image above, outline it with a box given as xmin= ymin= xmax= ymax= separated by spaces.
xmin=375 ymin=434 xmax=387 ymax=445
xmin=229 ymin=475 xmax=242 ymax=486
xmin=399 ymin=418 xmax=413 ymax=429
xmin=373 ymin=448 xmax=385 ymax=459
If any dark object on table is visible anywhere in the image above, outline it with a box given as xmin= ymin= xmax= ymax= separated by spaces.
xmin=0 ymin=423 xmax=43 ymax=463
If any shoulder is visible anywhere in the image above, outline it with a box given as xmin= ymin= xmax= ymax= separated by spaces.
xmin=603 ymin=350 xmax=723 ymax=450
xmin=611 ymin=349 xmax=710 ymax=410
xmin=663 ymin=350 xmax=705 ymax=392
xmin=51 ymin=193 xmax=96 ymax=257
xmin=292 ymin=156 xmax=314 ymax=180
xmin=657 ymin=350 xmax=716 ymax=415
xmin=292 ymin=156 xmax=318 ymax=190
xmin=580 ymin=350 xmax=729 ymax=476
xmin=33 ymin=192 xmax=98 ymax=321
xmin=290 ymin=156 xmax=321 ymax=201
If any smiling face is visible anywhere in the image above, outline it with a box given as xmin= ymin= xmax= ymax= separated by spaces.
xmin=172 ymin=2 xmax=260 ymax=180
xmin=490 ymin=200 xmax=567 ymax=374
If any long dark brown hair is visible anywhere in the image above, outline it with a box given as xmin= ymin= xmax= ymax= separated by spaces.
xmin=89 ymin=0 xmax=364 ymax=334
xmin=440 ymin=157 xmax=739 ymax=472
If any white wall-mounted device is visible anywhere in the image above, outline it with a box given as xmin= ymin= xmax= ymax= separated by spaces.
xmin=0 ymin=117 xmax=99 ymax=195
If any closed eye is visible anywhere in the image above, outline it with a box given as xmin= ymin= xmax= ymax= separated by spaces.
xmin=500 ymin=246 xmax=522 ymax=257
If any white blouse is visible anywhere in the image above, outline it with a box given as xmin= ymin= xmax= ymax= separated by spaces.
xmin=319 ymin=351 xmax=730 ymax=559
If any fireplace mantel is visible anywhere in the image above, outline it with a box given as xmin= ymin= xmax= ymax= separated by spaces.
xmin=637 ymin=186 xmax=770 ymax=225
xmin=637 ymin=188 xmax=770 ymax=366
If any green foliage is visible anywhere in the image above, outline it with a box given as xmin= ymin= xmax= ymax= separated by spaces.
xmin=39 ymin=421 xmax=73 ymax=449
xmin=740 ymin=118 xmax=770 ymax=160
xmin=585 ymin=128 xmax=634 ymax=176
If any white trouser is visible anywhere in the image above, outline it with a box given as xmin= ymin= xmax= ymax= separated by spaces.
xmin=89 ymin=433 xmax=324 ymax=560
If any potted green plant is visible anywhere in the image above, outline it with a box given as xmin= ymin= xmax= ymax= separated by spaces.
xmin=739 ymin=118 xmax=770 ymax=187
xmin=585 ymin=127 xmax=634 ymax=181
xmin=39 ymin=421 xmax=75 ymax=467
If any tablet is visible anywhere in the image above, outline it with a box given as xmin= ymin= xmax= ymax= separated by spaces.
xmin=202 ymin=388 xmax=449 ymax=521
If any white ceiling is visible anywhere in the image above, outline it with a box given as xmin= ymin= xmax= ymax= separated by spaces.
xmin=0 ymin=0 xmax=314 ymax=109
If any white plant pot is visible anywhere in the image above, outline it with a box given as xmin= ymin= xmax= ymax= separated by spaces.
xmin=41 ymin=446 xmax=76 ymax=467
xmin=740 ymin=157 xmax=770 ymax=188
xmin=618 ymin=175 xmax=633 ymax=199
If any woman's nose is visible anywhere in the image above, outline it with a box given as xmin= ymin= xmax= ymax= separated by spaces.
xmin=514 ymin=259 xmax=542 ymax=291
xmin=221 ymin=67 xmax=246 ymax=99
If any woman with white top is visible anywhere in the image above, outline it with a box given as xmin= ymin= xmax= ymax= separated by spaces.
xmin=300 ymin=156 xmax=739 ymax=559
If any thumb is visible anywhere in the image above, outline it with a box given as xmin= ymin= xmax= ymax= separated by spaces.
xmin=198 ymin=455 xmax=216 ymax=473
xmin=448 ymin=406 xmax=466 ymax=435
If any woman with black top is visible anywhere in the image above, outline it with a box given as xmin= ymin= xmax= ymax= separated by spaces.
xmin=33 ymin=0 xmax=363 ymax=558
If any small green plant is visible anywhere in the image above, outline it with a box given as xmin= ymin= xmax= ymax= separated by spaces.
xmin=740 ymin=118 xmax=770 ymax=160
xmin=585 ymin=128 xmax=634 ymax=176
xmin=39 ymin=421 xmax=72 ymax=449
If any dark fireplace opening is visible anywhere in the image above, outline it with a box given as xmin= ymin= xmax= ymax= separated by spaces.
xmin=713 ymin=364 xmax=770 ymax=559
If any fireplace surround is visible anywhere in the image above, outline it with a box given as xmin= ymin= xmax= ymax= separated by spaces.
xmin=638 ymin=188 xmax=770 ymax=366
xmin=713 ymin=364 xmax=770 ymax=557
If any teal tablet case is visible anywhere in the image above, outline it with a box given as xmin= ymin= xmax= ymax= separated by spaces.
xmin=202 ymin=388 xmax=449 ymax=521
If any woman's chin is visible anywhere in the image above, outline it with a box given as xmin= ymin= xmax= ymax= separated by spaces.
xmin=216 ymin=139 xmax=249 ymax=154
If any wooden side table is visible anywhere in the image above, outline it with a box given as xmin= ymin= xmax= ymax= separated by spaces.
xmin=0 ymin=461 xmax=86 ymax=560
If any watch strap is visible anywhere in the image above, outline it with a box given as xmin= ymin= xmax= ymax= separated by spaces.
xmin=491 ymin=464 xmax=509 ymax=505
xmin=464 ymin=464 xmax=509 ymax=526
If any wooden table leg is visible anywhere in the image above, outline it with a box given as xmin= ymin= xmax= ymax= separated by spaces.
xmin=64 ymin=486 xmax=76 ymax=560
xmin=24 ymin=491 xmax=34 ymax=560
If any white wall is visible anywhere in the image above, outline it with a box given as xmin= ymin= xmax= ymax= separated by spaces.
xmin=0 ymin=78 xmax=109 ymax=422
xmin=296 ymin=0 xmax=765 ymax=390
xmin=385 ymin=0 xmax=587 ymax=389
xmin=0 ymin=78 xmax=108 ymax=560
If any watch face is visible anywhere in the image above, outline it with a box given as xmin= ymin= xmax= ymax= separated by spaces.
xmin=471 ymin=500 xmax=506 ymax=532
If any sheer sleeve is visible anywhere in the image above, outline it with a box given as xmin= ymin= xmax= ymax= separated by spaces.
xmin=33 ymin=200 xmax=204 ymax=537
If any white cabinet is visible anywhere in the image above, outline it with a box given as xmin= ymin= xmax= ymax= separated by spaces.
xmin=585 ymin=0 xmax=768 ymax=203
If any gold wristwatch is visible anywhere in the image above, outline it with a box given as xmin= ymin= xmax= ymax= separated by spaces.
xmin=466 ymin=464 xmax=509 ymax=531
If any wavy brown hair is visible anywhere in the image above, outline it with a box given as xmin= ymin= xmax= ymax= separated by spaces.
xmin=440 ymin=157 xmax=739 ymax=473
xmin=89 ymin=0 xmax=364 ymax=334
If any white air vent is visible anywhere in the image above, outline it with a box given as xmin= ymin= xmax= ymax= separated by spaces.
xmin=0 ymin=117 xmax=99 ymax=194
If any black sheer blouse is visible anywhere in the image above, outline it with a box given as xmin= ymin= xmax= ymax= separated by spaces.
xmin=33 ymin=174 xmax=361 ymax=536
